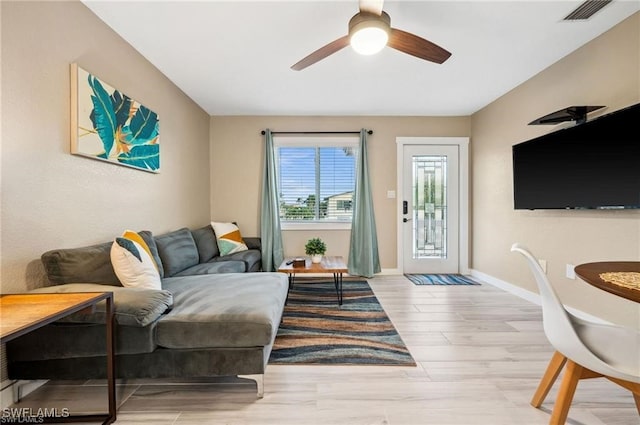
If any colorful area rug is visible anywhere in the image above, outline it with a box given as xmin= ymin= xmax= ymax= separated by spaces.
xmin=269 ymin=279 xmax=415 ymax=366
xmin=405 ymin=273 xmax=480 ymax=286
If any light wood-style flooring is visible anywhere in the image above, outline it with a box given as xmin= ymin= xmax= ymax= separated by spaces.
xmin=11 ymin=275 xmax=639 ymax=424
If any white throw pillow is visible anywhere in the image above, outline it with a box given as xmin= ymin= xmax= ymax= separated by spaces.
xmin=211 ymin=221 xmax=248 ymax=256
xmin=111 ymin=237 xmax=162 ymax=290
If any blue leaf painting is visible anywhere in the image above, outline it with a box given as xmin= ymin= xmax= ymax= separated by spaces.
xmin=129 ymin=105 xmax=159 ymax=145
xmin=78 ymin=65 xmax=160 ymax=172
xmin=118 ymin=144 xmax=160 ymax=170
xmin=118 ymin=125 xmax=133 ymax=145
xmin=111 ymin=91 xmax=132 ymax=128
xmin=88 ymin=75 xmax=117 ymax=157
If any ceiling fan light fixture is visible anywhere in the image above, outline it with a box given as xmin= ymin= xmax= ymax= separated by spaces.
xmin=349 ymin=11 xmax=390 ymax=55
xmin=291 ymin=3 xmax=452 ymax=71
xmin=351 ymin=27 xmax=389 ymax=55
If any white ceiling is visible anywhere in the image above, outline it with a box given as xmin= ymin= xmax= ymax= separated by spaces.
xmin=83 ymin=1 xmax=639 ymax=116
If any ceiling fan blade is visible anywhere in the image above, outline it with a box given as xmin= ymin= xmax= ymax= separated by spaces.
xmin=291 ymin=35 xmax=350 ymax=71
xmin=388 ymin=28 xmax=451 ymax=64
xmin=359 ymin=0 xmax=384 ymax=15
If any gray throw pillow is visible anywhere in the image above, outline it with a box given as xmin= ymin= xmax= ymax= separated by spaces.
xmin=139 ymin=230 xmax=165 ymax=278
xmin=191 ymin=225 xmax=220 ymax=262
xmin=41 ymin=242 xmax=121 ymax=286
xmin=154 ymin=228 xmax=200 ymax=277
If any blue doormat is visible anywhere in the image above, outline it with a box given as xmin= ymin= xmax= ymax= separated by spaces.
xmin=404 ymin=274 xmax=480 ymax=286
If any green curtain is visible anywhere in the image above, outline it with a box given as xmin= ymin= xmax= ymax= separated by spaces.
xmin=260 ymin=129 xmax=284 ymax=271
xmin=348 ymin=129 xmax=381 ymax=278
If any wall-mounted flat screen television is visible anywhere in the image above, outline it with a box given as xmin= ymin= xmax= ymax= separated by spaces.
xmin=512 ymin=103 xmax=639 ymax=210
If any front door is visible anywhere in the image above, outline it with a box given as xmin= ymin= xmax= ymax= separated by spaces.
xmin=402 ymin=145 xmax=459 ymax=274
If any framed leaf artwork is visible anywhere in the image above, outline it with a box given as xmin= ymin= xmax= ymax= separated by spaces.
xmin=70 ymin=63 xmax=160 ymax=173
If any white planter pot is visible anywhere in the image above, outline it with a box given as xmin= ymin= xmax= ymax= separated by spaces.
xmin=311 ymin=254 xmax=323 ymax=264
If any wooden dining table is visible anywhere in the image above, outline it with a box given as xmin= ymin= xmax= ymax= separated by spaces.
xmin=574 ymin=261 xmax=640 ymax=303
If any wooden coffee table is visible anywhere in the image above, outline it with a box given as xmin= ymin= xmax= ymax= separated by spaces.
xmin=278 ymin=256 xmax=348 ymax=305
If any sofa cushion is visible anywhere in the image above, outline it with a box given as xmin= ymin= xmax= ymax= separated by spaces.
xmin=211 ymin=222 xmax=248 ymax=256
xmin=174 ymin=261 xmax=246 ymax=276
xmin=155 ymin=228 xmax=199 ymax=277
xmin=6 ymin=322 xmax=158 ymax=360
xmin=209 ymin=249 xmax=261 ymax=272
xmin=41 ymin=242 xmax=121 ymax=286
xmin=191 ymin=225 xmax=219 ymax=262
xmin=110 ymin=238 xmax=162 ymax=290
xmin=30 ymin=283 xmax=173 ymax=327
xmin=157 ymin=273 xmax=288 ymax=349
xmin=139 ymin=230 xmax=164 ymax=278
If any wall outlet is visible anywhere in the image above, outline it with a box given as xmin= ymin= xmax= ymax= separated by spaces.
xmin=566 ymin=264 xmax=576 ymax=279
xmin=538 ymin=259 xmax=547 ymax=274
xmin=387 ymin=190 xmax=396 ymax=199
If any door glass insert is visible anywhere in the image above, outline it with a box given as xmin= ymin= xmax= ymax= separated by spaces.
xmin=412 ymin=155 xmax=447 ymax=259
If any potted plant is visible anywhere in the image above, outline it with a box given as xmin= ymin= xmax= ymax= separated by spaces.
xmin=305 ymin=238 xmax=326 ymax=264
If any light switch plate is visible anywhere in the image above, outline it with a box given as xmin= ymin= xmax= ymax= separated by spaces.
xmin=566 ymin=264 xmax=576 ymax=279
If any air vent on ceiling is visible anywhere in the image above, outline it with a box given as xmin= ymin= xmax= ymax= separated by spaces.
xmin=564 ymin=0 xmax=612 ymax=20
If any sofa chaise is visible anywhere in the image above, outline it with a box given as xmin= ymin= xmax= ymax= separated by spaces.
xmin=6 ymin=225 xmax=288 ymax=398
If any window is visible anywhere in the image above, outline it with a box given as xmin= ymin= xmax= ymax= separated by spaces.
xmin=275 ymin=137 xmax=358 ymax=227
xmin=336 ymin=200 xmax=353 ymax=211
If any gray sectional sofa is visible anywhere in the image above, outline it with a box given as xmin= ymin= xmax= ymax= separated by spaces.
xmin=6 ymin=225 xmax=288 ymax=398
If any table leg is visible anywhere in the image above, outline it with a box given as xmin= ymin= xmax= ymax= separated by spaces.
xmin=105 ymin=294 xmax=116 ymax=425
xmin=285 ymin=273 xmax=295 ymax=305
xmin=333 ymin=273 xmax=343 ymax=305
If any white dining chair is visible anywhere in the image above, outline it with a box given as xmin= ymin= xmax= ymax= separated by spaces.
xmin=511 ymin=243 xmax=640 ymax=424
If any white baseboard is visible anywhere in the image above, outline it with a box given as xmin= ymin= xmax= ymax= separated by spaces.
xmin=470 ymin=269 xmax=541 ymax=305
xmin=0 ymin=380 xmax=47 ymax=409
xmin=470 ymin=269 xmax=611 ymax=325
xmin=378 ymin=268 xmax=401 ymax=276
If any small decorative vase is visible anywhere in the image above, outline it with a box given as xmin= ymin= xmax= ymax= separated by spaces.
xmin=311 ymin=254 xmax=323 ymax=264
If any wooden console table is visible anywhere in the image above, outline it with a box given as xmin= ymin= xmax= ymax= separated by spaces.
xmin=0 ymin=292 xmax=116 ymax=424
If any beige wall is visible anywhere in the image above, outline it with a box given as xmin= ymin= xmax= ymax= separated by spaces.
xmin=2 ymin=1 xmax=633 ymax=328
xmin=210 ymin=116 xmax=470 ymax=268
xmin=471 ymin=13 xmax=640 ymax=327
xmin=0 ymin=1 xmax=211 ymax=294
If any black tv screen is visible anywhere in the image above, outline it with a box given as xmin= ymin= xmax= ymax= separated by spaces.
xmin=512 ymin=103 xmax=640 ymax=210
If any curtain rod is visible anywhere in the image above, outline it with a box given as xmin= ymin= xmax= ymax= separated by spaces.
xmin=260 ymin=130 xmax=373 ymax=135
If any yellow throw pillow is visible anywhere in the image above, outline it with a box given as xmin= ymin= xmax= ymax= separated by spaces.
xmin=211 ymin=222 xmax=248 ymax=256
xmin=122 ymin=230 xmax=159 ymax=273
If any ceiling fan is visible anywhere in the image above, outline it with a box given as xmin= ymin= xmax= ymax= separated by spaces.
xmin=291 ymin=0 xmax=452 ymax=71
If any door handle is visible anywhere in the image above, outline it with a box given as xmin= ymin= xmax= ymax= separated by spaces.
xmin=403 ymin=218 xmax=411 ymax=223
xmin=403 ymin=201 xmax=408 ymax=215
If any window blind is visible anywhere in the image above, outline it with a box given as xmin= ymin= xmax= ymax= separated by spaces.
xmin=277 ymin=144 xmax=357 ymax=222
